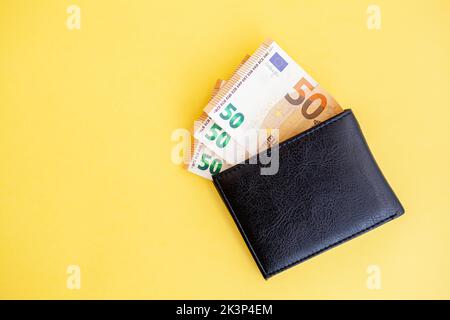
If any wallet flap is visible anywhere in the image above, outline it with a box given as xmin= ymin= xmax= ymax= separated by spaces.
xmin=213 ymin=109 xmax=404 ymax=279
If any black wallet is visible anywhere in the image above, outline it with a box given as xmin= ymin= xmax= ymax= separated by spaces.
xmin=213 ymin=109 xmax=404 ymax=279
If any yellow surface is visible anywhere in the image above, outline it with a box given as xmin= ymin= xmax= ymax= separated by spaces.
xmin=1 ymin=0 xmax=449 ymax=299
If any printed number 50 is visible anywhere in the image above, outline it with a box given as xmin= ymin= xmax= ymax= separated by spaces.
xmin=205 ymin=123 xmax=231 ymax=148
xmin=285 ymin=78 xmax=327 ymax=119
xmin=219 ymin=103 xmax=245 ymax=129
xmin=197 ymin=154 xmax=223 ymax=175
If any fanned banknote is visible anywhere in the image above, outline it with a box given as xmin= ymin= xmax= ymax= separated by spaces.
xmin=193 ymin=56 xmax=250 ymax=164
xmin=186 ymin=136 xmax=231 ymax=180
xmin=195 ymin=39 xmax=342 ymax=159
xmin=186 ymin=80 xmax=232 ymax=179
xmin=187 ymin=71 xmax=248 ymax=179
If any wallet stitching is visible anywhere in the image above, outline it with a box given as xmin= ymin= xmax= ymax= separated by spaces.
xmin=265 ymin=209 xmax=402 ymax=277
xmin=214 ymin=109 xmax=352 ymax=179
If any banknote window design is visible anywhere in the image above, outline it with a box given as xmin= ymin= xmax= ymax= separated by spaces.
xmin=269 ymin=52 xmax=288 ymax=72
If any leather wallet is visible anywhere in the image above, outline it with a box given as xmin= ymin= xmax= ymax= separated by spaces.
xmin=213 ymin=109 xmax=404 ymax=279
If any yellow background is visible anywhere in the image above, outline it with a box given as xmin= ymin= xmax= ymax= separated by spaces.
xmin=1 ymin=0 xmax=449 ymax=299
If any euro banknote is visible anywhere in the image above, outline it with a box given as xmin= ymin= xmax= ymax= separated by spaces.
xmin=193 ymin=110 xmax=247 ymax=164
xmin=186 ymin=136 xmax=231 ymax=180
xmin=186 ymin=80 xmax=232 ymax=179
xmin=187 ymin=77 xmax=248 ymax=179
xmin=193 ymin=57 xmax=250 ymax=164
xmin=195 ymin=39 xmax=342 ymax=158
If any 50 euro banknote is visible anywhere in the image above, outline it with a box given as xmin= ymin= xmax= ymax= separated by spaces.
xmin=187 ymin=77 xmax=249 ymax=179
xmin=186 ymin=80 xmax=233 ymax=179
xmin=194 ymin=39 xmax=342 ymax=159
xmin=186 ymin=137 xmax=231 ymax=180
xmin=193 ymin=56 xmax=250 ymax=165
